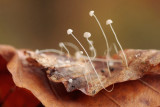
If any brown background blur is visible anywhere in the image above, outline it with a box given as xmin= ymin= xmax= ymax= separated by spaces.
xmin=0 ymin=0 xmax=160 ymax=55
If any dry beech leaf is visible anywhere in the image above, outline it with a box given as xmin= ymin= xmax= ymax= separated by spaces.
xmin=0 ymin=46 xmax=41 ymax=107
xmin=0 ymin=45 xmax=160 ymax=107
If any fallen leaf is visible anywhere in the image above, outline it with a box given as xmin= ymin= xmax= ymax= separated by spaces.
xmin=0 ymin=45 xmax=41 ymax=107
xmin=0 ymin=45 xmax=160 ymax=107
xmin=25 ymin=48 xmax=160 ymax=96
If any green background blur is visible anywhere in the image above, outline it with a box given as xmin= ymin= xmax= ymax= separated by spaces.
xmin=0 ymin=0 xmax=160 ymax=55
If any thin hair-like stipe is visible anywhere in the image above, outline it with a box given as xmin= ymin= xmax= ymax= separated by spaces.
xmin=63 ymin=42 xmax=79 ymax=52
xmin=59 ymin=42 xmax=70 ymax=57
xmin=106 ymin=19 xmax=128 ymax=68
xmin=113 ymin=43 xmax=119 ymax=54
xmin=89 ymin=10 xmax=111 ymax=76
xmin=84 ymin=32 xmax=97 ymax=59
xmin=37 ymin=49 xmax=65 ymax=55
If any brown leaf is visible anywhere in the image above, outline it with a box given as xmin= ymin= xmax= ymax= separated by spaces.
xmin=0 ymin=45 xmax=40 ymax=107
xmin=25 ymin=49 xmax=160 ymax=96
xmin=0 ymin=45 xmax=63 ymax=107
xmin=1 ymin=45 xmax=160 ymax=107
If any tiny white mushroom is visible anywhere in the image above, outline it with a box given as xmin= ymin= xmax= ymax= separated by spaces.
xmin=67 ymin=29 xmax=73 ymax=35
xmin=89 ymin=10 xmax=94 ymax=17
xmin=67 ymin=29 xmax=107 ymax=91
xmin=106 ymin=19 xmax=113 ymax=25
xmin=106 ymin=19 xmax=128 ymax=68
xmin=59 ymin=42 xmax=71 ymax=58
xmin=59 ymin=42 xmax=64 ymax=47
xmin=84 ymin=32 xmax=97 ymax=59
xmin=84 ymin=32 xmax=91 ymax=38
xmin=89 ymin=10 xmax=111 ymax=77
xmin=68 ymin=79 xmax=73 ymax=83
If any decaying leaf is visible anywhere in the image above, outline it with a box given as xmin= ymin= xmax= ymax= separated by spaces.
xmin=0 ymin=46 xmax=41 ymax=107
xmin=24 ymin=48 xmax=160 ymax=96
xmin=0 ymin=45 xmax=160 ymax=107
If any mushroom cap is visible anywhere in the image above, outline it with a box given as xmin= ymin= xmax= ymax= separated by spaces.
xmin=59 ymin=42 xmax=64 ymax=47
xmin=67 ymin=29 xmax=73 ymax=35
xmin=84 ymin=32 xmax=91 ymax=38
xmin=89 ymin=10 xmax=94 ymax=17
xmin=106 ymin=19 xmax=113 ymax=25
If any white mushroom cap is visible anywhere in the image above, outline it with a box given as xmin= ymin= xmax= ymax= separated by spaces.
xmin=75 ymin=51 xmax=83 ymax=59
xmin=79 ymin=51 xmax=83 ymax=54
xmin=68 ymin=79 xmax=73 ymax=83
xmin=59 ymin=42 xmax=64 ymax=47
xmin=106 ymin=19 xmax=113 ymax=25
xmin=67 ymin=29 xmax=73 ymax=35
xmin=89 ymin=10 xmax=94 ymax=17
xmin=84 ymin=32 xmax=91 ymax=38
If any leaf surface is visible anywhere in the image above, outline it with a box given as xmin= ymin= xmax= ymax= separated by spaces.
xmin=0 ymin=45 xmax=160 ymax=107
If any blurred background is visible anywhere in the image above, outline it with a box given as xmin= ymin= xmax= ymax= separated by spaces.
xmin=0 ymin=1 xmax=160 ymax=106
xmin=0 ymin=0 xmax=160 ymax=55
